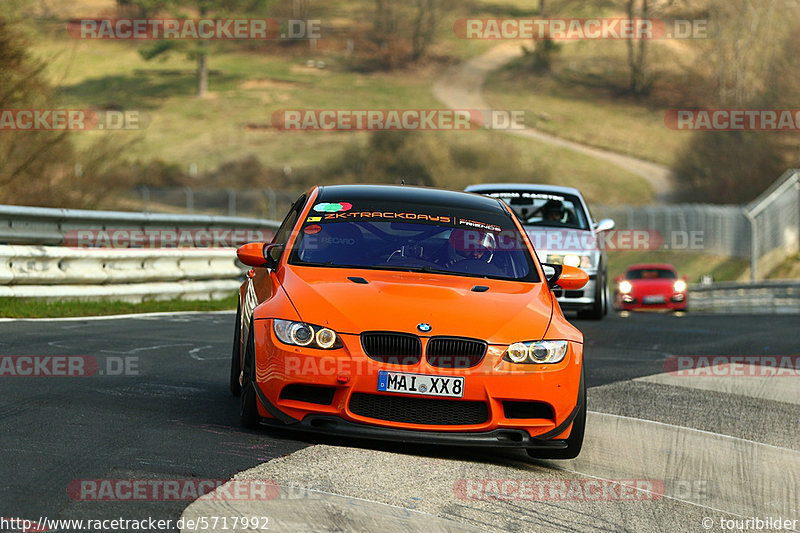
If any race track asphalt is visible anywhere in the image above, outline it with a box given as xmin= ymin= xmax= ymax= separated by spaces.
xmin=1 ymin=311 xmax=797 ymax=532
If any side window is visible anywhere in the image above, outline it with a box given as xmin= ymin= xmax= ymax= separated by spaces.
xmin=272 ymin=194 xmax=306 ymax=245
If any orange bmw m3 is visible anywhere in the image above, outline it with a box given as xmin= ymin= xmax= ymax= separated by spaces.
xmin=230 ymin=184 xmax=589 ymax=459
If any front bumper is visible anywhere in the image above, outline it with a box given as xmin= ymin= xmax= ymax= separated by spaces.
xmin=617 ymin=292 xmax=687 ymax=311
xmin=250 ymin=320 xmax=583 ymax=446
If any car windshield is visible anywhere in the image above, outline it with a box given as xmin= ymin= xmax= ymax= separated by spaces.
xmin=476 ymin=190 xmax=590 ymax=230
xmin=289 ymin=201 xmax=538 ymax=282
xmin=626 ymin=268 xmax=677 ymax=280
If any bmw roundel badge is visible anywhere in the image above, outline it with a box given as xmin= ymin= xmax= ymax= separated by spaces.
xmin=417 ymin=323 xmax=432 ymax=333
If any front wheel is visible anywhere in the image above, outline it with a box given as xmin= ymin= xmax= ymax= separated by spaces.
xmin=527 ymin=374 xmax=586 ymax=460
xmin=229 ymin=302 xmax=242 ymax=397
xmin=239 ymin=320 xmax=261 ymax=429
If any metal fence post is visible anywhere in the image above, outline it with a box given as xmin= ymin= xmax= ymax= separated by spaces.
xmin=745 ymin=209 xmax=757 ymax=282
xmin=185 ymin=186 xmax=194 ymax=213
xmin=227 ymin=189 xmax=236 ymax=217
xmin=140 ymin=186 xmax=150 ymax=213
xmin=264 ymin=188 xmax=277 ymax=218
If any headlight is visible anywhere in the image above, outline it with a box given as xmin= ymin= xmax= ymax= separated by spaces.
xmin=619 ymin=280 xmax=633 ymax=294
xmin=502 ymin=340 xmax=568 ymax=364
xmin=273 ymin=319 xmax=341 ymax=350
xmin=315 ymin=327 xmax=337 ymax=349
xmin=674 ymin=280 xmax=687 ymax=293
xmin=547 ymin=253 xmax=593 ymax=268
xmin=507 ymin=342 xmax=530 ymax=363
xmin=545 ymin=254 xmax=563 ymax=265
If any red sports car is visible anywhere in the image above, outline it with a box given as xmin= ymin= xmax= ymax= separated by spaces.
xmin=614 ymin=263 xmax=688 ymax=311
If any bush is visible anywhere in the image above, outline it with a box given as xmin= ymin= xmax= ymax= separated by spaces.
xmin=316 ymin=130 xmax=551 ymax=191
xmin=672 ymin=131 xmax=786 ymax=204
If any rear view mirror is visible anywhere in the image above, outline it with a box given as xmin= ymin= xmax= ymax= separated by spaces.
xmin=543 ymin=263 xmax=588 ymax=290
xmin=594 ymin=218 xmax=615 ymax=232
xmin=237 ymin=242 xmax=284 ymax=269
xmin=558 ymin=265 xmax=589 ymax=290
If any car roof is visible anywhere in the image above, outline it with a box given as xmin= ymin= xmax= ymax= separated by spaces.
xmin=465 ymin=183 xmax=584 ymax=198
xmin=316 ymin=184 xmax=507 ymax=213
xmin=626 ymin=263 xmax=677 ymax=271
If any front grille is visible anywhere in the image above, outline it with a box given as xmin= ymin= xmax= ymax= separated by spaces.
xmin=426 ymin=337 xmax=487 ymax=368
xmin=279 ymin=384 xmax=335 ymax=405
xmin=502 ymin=400 xmax=554 ymax=420
xmin=349 ymin=393 xmax=488 ymax=425
xmin=361 ymin=332 xmax=421 ymax=365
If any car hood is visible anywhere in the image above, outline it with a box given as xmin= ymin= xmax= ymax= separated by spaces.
xmin=279 ymin=265 xmax=554 ymax=344
xmin=524 ymin=227 xmax=598 ymax=255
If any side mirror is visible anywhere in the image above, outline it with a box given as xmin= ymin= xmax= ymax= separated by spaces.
xmin=236 ymin=242 xmax=284 ymax=269
xmin=594 ymin=218 xmax=615 ymax=233
xmin=542 ymin=263 xmax=562 ymax=289
xmin=557 ymin=265 xmax=589 ymax=290
xmin=542 ymin=263 xmax=589 ymax=290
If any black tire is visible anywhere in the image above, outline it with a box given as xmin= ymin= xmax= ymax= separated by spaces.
xmin=527 ymin=373 xmax=586 ymax=460
xmin=239 ymin=320 xmax=261 ymax=429
xmin=578 ymin=269 xmax=606 ymax=320
xmin=229 ymin=303 xmax=242 ymax=397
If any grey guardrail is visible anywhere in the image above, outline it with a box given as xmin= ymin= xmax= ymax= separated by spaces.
xmin=0 ymin=204 xmax=281 ymax=245
xmin=0 ymin=205 xmax=282 ymax=303
xmin=689 ymin=280 xmax=800 ymax=314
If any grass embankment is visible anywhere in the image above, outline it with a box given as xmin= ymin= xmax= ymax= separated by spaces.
xmin=21 ymin=0 xmax=654 ymax=205
xmin=606 ymin=251 xmax=749 ymax=284
xmin=0 ymin=292 xmax=237 ymax=318
xmin=484 ymin=39 xmax=695 ymax=167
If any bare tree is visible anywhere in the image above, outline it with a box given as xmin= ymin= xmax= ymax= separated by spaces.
xmin=412 ymin=0 xmax=436 ymax=61
xmin=134 ymin=0 xmax=272 ymax=97
xmin=530 ymin=0 xmax=558 ymax=72
xmin=373 ymin=0 xmax=396 ymax=48
xmin=626 ymin=0 xmax=650 ymax=95
xmin=703 ymin=0 xmax=784 ymax=106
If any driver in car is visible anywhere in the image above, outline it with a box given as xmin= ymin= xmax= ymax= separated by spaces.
xmin=541 ymin=199 xmax=567 ymax=224
xmin=442 ymin=228 xmax=497 ymax=267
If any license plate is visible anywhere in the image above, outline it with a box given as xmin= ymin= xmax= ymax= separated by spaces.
xmin=377 ymin=370 xmax=464 ymax=398
xmin=643 ymin=295 xmax=665 ymax=304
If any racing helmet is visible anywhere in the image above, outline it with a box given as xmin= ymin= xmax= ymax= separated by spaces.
xmin=448 ymin=229 xmax=496 ymax=262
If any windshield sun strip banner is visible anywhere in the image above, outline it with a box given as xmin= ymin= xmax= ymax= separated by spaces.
xmin=303 ymin=210 xmax=511 ymax=233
